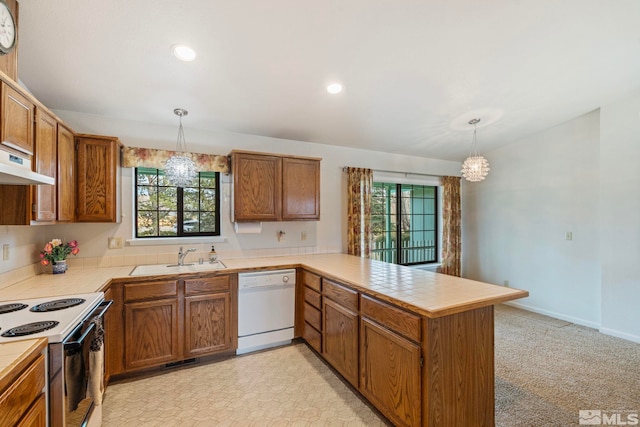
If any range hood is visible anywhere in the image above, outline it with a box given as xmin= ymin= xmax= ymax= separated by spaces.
xmin=0 ymin=148 xmax=55 ymax=185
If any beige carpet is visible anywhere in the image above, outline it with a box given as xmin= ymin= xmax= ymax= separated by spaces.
xmin=495 ymin=304 xmax=640 ymax=426
xmin=102 ymin=305 xmax=640 ymax=426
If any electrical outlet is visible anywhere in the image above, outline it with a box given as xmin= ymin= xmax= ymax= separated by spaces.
xmin=301 ymin=231 xmax=307 ymax=241
xmin=503 ymin=280 xmax=509 ymax=287
xmin=108 ymin=237 xmax=124 ymax=249
xmin=565 ymin=232 xmax=573 ymax=241
xmin=2 ymin=244 xmax=8 ymax=261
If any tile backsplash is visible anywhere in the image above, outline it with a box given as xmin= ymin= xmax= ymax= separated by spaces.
xmin=0 ymin=245 xmax=341 ymax=292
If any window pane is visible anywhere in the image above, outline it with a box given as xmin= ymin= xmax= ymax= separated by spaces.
xmin=200 ymin=212 xmax=216 ymax=232
xmin=137 ymin=211 xmax=158 ymax=237
xmin=183 ymin=212 xmax=199 ymax=233
xmin=199 ymin=172 xmax=217 ymax=188
xmin=158 ymin=187 xmax=177 ymax=211
xmin=183 ymin=187 xmax=199 ymax=211
xmin=137 ymin=186 xmax=157 ymax=210
xmin=200 ymin=189 xmax=216 ymax=211
xmin=159 ymin=211 xmax=177 ymax=236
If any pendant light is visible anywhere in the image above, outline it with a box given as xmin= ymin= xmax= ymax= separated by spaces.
xmin=461 ymin=118 xmax=490 ymax=182
xmin=165 ymin=108 xmax=197 ymax=187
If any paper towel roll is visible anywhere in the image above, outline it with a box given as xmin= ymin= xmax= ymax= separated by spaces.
xmin=234 ymin=222 xmax=262 ymax=234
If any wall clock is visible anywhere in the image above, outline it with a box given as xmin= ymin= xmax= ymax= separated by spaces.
xmin=0 ymin=1 xmax=16 ymax=55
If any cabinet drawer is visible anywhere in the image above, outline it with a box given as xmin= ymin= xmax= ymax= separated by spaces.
xmin=304 ymin=286 xmax=321 ymax=309
xmin=303 ymin=321 xmax=322 ymax=353
xmin=361 ymin=295 xmax=421 ymax=342
xmin=185 ymin=275 xmax=230 ymax=295
xmin=304 ymin=302 xmax=322 ymax=331
xmin=323 ymin=279 xmax=358 ymax=312
xmin=302 ymin=270 xmax=321 ymax=291
xmin=124 ymin=280 xmax=178 ymax=302
xmin=0 ymin=353 xmax=45 ymax=427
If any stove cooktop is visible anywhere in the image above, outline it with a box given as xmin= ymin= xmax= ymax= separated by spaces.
xmin=0 ymin=292 xmax=104 ymax=344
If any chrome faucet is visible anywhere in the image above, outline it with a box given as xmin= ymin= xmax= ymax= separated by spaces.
xmin=177 ymin=247 xmax=196 ymax=266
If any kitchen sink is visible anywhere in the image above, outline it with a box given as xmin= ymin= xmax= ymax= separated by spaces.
xmin=129 ymin=260 xmax=227 ymax=276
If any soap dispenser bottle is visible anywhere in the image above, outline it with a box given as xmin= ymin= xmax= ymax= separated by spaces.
xmin=209 ymin=245 xmax=217 ymax=263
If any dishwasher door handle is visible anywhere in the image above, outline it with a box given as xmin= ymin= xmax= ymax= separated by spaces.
xmin=239 ymin=282 xmax=294 ymax=291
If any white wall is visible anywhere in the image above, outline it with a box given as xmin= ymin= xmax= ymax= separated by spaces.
xmin=35 ymin=110 xmax=461 ymax=264
xmin=0 ymin=226 xmax=44 ymax=275
xmin=599 ymin=92 xmax=640 ymax=342
xmin=462 ymin=110 xmax=601 ymax=328
xmin=463 ymin=95 xmax=640 ymax=343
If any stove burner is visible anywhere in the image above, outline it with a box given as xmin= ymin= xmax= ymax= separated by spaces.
xmin=1 ymin=320 xmax=60 ymax=337
xmin=30 ymin=298 xmax=86 ymax=313
xmin=0 ymin=303 xmax=28 ymax=314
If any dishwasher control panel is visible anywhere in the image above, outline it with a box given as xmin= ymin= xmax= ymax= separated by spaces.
xmin=238 ymin=269 xmax=296 ymax=289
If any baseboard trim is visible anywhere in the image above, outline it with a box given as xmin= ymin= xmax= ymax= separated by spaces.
xmin=598 ymin=327 xmax=640 ymax=344
xmin=503 ymin=301 xmax=600 ymax=329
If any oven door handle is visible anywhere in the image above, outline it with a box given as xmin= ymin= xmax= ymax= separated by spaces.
xmin=64 ymin=300 xmax=113 ymax=350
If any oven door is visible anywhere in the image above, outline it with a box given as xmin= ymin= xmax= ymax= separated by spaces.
xmin=62 ymin=300 xmax=112 ymax=427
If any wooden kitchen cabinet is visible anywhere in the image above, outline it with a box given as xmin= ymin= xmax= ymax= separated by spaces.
xmin=359 ymin=295 xmax=422 ymax=427
xmin=360 ymin=317 xmax=421 ymax=427
xmin=232 ymin=151 xmax=281 ymax=221
xmin=0 ymin=82 xmax=34 ymax=157
xmin=282 ymin=156 xmax=320 ymax=220
xmin=112 ymin=274 xmax=237 ymax=375
xmin=75 ymin=134 xmax=121 ymax=222
xmin=125 ymin=298 xmax=180 ymax=370
xmin=231 ymin=150 xmax=320 ymax=222
xmin=16 ymin=393 xmax=46 ymax=427
xmin=184 ymin=275 xmax=237 ymax=357
xmin=0 ymin=339 xmax=47 ymax=427
xmin=56 ymin=124 xmax=75 ymax=222
xmin=322 ymin=279 xmax=359 ymax=387
xmin=32 ymin=108 xmax=57 ymax=222
xmin=123 ymin=280 xmax=180 ymax=370
xmin=299 ymin=270 xmax=322 ymax=353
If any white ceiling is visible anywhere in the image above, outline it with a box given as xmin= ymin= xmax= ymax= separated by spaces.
xmin=15 ymin=0 xmax=640 ymax=161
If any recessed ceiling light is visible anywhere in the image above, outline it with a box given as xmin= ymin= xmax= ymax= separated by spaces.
xmin=327 ymin=83 xmax=343 ymax=94
xmin=172 ymin=44 xmax=196 ymax=62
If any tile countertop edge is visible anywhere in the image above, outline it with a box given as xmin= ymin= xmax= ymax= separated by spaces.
xmin=0 ymin=254 xmax=529 ymax=319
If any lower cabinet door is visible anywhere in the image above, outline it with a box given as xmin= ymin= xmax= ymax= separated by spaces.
xmin=18 ymin=393 xmax=46 ymax=427
xmin=125 ymin=298 xmax=180 ymax=370
xmin=323 ymin=298 xmax=359 ymax=386
xmin=185 ymin=292 xmax=232 ymax=357
xmin=360 ymin=317 xmax=422 ymax=427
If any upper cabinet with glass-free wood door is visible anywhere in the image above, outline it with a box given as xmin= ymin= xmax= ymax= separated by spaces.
xmin=75 ymin=134 xmax=122 ymax=223
xmin=231 ymin=150 xmax=320 ymax=222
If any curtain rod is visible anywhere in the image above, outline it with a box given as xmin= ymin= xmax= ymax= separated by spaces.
xmin=341 ymin=166 xmax=442 ymax=178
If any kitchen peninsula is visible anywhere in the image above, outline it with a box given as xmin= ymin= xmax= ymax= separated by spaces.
xmin=0 ymin=253 xmax=528 ymax=427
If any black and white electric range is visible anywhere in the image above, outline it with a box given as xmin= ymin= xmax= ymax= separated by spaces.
xmin=0 ymin=292 xmax=111 ymax=427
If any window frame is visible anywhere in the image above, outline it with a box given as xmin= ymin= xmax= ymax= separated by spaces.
xmin=371 ymin=181 xmax=439 ymax=266
xmin=134 ymin=167 xmax=221 ymax=239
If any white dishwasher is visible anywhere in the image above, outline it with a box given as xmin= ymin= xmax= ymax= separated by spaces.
xmin=237 ymin=269 xmax=296 ymax=354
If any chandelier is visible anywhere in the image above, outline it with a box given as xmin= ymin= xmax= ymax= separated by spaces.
xmin=461 ymin=118 xmax=490 ymax=182
xmin=165 ymin=108 xmax=197 ymax=187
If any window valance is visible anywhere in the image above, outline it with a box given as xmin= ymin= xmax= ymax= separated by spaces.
xmin=122 ymin=147 xmax=230 ymax=174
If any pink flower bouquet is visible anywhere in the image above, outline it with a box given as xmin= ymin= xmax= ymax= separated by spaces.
xmin=40 ymin=239 xmax=80 ymax=266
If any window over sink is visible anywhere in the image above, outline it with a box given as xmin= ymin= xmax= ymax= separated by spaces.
xmin=134 ymin=167 xmax=220 ymax=238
